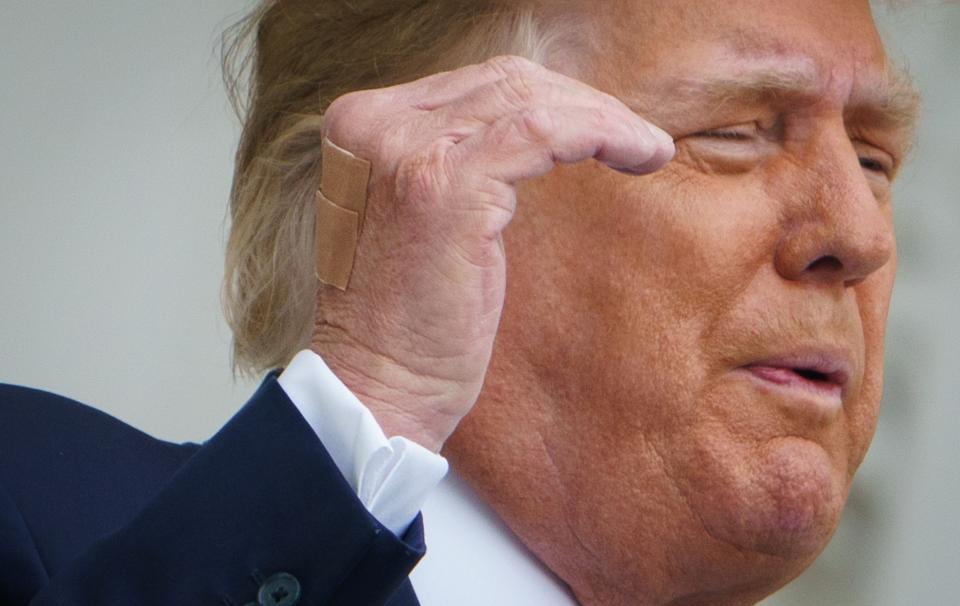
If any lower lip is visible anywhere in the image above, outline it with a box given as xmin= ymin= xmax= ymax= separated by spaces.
xmin=739 ymin=365 xmax=843 ymax=414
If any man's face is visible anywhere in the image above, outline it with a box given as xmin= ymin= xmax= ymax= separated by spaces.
xmin=447 ymin=0 xmax=918 ymax=603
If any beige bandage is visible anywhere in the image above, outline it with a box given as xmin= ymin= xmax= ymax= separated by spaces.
xmin=315 ymin=137 xmax=372 ymax=290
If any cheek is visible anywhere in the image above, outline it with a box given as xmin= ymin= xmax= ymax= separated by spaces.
xmin=507 ymin=165 xmax=773 ymax=426
xmin=492 ymin=162 xmax=881 ymax=585
xmin=844 ymin=252 xmax=896 ymax=471
xmin=507 ymin=163 xmax=792 ymax=465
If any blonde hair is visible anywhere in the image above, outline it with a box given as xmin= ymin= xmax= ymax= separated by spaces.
xmin=221 ymin=0 xmax=581 ymax=376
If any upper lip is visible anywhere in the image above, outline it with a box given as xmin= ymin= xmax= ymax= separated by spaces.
xmin=742 ymin=350 xmax=854 ymax=388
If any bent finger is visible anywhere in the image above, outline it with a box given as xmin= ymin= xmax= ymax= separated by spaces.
xmin=447 ymin=105 xmax=675 ymax=185
xmin=425 ymin=75 xmax=634 ymax=134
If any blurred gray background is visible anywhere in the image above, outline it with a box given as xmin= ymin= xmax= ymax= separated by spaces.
xmin=0 ymin=2 xmax=956 ymax=604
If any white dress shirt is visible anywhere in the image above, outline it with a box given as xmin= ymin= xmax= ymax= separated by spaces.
xmin=277 ymin=349 xmax=447 ymax=536
xmin=411 ymin=471 xmax=578 ymax=605
xmin=276 ymin=349 xmax=579 ymax=605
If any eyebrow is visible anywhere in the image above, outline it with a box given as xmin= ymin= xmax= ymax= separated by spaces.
xmin=857 ymin=62 xmax=921 ymax=131
xmin=671 ymin=60 xmax=921 ymax=136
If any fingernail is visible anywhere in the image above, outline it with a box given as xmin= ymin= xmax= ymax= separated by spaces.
xmin=646 ymin=123 xmax=675 ymax=149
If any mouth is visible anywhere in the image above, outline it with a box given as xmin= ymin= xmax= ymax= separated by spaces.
xmin=738 ymin=353 xmax=852 ymax=412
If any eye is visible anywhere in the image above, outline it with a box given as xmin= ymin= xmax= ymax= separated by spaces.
xmin=852 ymin=140 xmax=895 ymax=180
xmin=680 ymin=123 xmax=770 ymax=175
xmin=695 ymin=127 xmax=756 ymax=141
xmin=858 ymin=156 xmax=890 ymax=176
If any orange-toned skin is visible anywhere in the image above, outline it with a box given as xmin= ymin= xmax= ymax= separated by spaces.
xmin=313 ymin=1 xmax=915 ymax=603
xmin=449 ymin=2 xmax=911 ymax=604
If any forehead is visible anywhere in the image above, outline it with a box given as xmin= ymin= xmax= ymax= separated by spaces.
xmin=583 ymin=0 xmax=892 ymax=106
xmin=590 ymin=0 xmax=884 ymax=59
xmin=572 ymin=0 xmax=920 ymax=146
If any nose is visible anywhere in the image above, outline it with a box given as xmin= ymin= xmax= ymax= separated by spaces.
xmin=774 ymin=134 xmax=894 ymax=287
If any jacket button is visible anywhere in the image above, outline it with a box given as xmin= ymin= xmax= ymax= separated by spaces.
xmin=258 ymin=572 xmax=301 ymax=606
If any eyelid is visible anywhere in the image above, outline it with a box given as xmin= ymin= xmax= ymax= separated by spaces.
xmin=859 ymin=155 xmax=893 ymax=179
xmin=853 ymin=140 xmax=896 ymax=177
xmin=694 ymin=123 xmax=760 ymax=140
xmin=699 ymin=130 xmax=753 ymax=140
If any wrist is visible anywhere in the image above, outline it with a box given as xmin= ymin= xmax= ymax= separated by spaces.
xmin=309 ymin=342 xmax=470 ymax=452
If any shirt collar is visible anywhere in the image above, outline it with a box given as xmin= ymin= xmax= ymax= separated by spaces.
xmin=411 ymin=469 xmax=579 ymax=605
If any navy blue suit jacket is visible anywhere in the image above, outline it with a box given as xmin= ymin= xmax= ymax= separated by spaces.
xmin=0 ymin=376 xmax=424 ymax=605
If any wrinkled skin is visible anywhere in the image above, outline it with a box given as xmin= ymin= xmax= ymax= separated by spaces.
xmin=445 ymin=1 xmax=914 ymax=604
xmin=312 ymin=0 xmax=917 ymax=603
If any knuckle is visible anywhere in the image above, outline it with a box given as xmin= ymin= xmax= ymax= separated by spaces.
xmin=497 ymin=72 xmax=540 ymax=106
xmin=323 ymin=89 xmax=384 ymax=147
xmin=483 ymin=54 xmax=542 ymax=78
xmin=516 ymin=107 xmax=557 ymax=141
xmin=395 ymin=141 xmax=452 ymax=207
xmin=324 ymin=91 xmax=362 ymax=130
xmin=583 ymin=106 xmax=610 ymax=130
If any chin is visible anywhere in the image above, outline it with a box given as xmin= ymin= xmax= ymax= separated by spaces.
xmin=694 ymin=435 xmax=846 ymax=561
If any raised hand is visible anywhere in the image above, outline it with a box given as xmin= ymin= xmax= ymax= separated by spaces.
xmin=311 ymin=55 xmax=675 ymax=452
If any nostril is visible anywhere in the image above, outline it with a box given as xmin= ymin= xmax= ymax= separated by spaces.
xmin=806 ymin=255 xmax=843 ymax=273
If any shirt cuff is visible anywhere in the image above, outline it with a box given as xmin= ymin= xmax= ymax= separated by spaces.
xmin=277 ymin=349 xmax=448 ymax=536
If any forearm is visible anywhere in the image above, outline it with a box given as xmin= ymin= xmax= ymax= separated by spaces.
xmin=12 ymin=378 xmax=423 ymax=606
